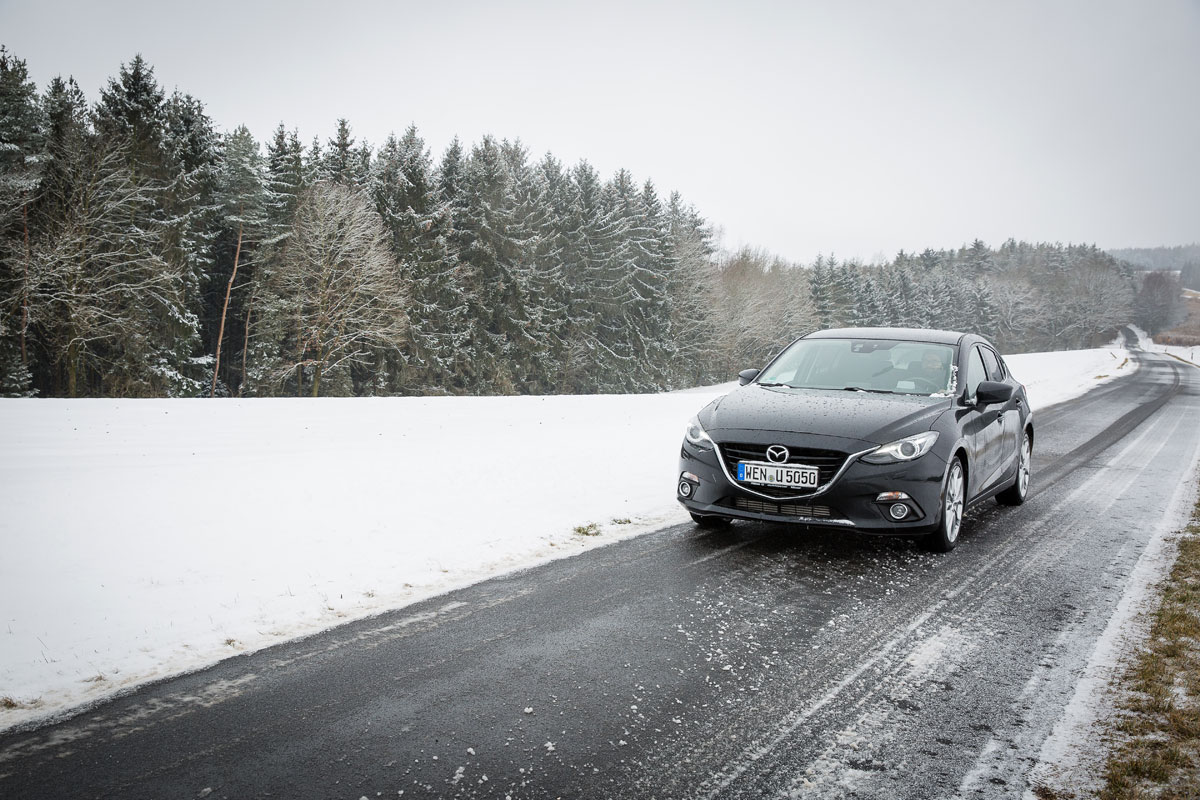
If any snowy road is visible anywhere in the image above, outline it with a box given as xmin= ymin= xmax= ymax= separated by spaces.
xmin=1 ymin=347 xmax=1198 ymax=799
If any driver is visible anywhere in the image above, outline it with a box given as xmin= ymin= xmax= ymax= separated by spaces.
xmin=917 ymin=351 xmax=948 ymax=387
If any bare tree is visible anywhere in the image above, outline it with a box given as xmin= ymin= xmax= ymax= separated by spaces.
xmin=30 ymin=140 xmax=200 ymax=397
xmin=1136 ymin=270 xmax=1185 ymax=335
xmin=259 ymin=181 xmax=407 ymax=396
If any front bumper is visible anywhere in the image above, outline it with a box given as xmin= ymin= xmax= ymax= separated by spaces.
xmin=677 ymin=436 xmax=948 ymax=534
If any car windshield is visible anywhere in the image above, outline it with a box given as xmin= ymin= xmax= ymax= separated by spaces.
xmin=756 ymin=338 xmax=957 ymax=395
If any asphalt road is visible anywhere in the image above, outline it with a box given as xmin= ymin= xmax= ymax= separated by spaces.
xmin=2 ymin=345 xmax=1198 ymax=800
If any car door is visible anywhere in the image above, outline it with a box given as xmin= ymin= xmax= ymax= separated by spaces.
xmin=961 ymin=344 xmax=1004 ymax=494
xmin=980 ymin=345 xmax=1019 ymax=476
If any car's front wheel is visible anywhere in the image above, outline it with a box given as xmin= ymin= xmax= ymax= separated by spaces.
xmin=925 ymin=457 xmax=965 ymax=552
xmin=690 ymin=512 xmax=731 ymax=529
xmin=996 ymin=429 xmax=1032 ymax=506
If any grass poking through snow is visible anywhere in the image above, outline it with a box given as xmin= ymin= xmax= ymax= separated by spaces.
xmin=1100 ymin=496 xmax=1200 ymax=799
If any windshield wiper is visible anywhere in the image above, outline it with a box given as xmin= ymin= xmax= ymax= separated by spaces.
xmin=756 ymin=381 xmax=793 ymax=388
xmin=842 ymin=386 xmax=895 ymax=394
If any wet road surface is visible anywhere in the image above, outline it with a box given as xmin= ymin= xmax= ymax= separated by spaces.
xmin=2 ymin=346 xmax=1198 ymax=799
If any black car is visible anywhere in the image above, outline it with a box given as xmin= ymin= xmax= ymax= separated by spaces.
xmin=677 ymin=328 xmax=1032 ymax=551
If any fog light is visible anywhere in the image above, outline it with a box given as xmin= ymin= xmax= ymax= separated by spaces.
xmin=679 ymin=481 xmax=694 ymax=498
xmin=889 ymin=503 xmax=910 ymax=520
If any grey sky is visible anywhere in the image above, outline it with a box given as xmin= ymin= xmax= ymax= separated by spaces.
xmin=4 ymin=0 xmax=1198 ymax=263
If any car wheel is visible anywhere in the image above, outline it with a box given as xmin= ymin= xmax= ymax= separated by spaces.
xmin=926 ymin=458 xmax=965 ymax=552
xmin=996 ymin=429 xmax=1031 ymax=506
xmin=690 ymin=512 xmax=731 ymax=529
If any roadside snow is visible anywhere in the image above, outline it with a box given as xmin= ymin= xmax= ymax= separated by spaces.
xmin=1004 ymin=342 xmax=1137 ymax=409
xmin=0 ymin=347 xmax=1129 ymax=729
xmin=1130 ymin=323 xmax=1200 ymax=368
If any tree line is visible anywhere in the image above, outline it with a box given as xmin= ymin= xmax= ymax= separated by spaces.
xmin=0 ymin=49 xmax=1175 ymax=398
xmin=1110 ymin=244 xmax=1200 ymax=291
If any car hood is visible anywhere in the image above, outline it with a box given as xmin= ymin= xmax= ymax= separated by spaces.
xmin=702 ymin=385 xmax=950 ymax=446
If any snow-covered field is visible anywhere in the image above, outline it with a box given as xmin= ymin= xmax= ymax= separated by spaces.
xmin=0 ymin=345 xmax=1133 ymax=730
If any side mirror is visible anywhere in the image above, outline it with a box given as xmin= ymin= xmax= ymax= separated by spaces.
xmin=738 ymin=368 xmax=760 ymax=386
xmin=975 ymin=381 xmax=1013 ymax=406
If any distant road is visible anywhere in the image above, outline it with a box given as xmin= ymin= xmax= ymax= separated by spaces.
xmin=2 ymin=345 xmax=1198 ymax=799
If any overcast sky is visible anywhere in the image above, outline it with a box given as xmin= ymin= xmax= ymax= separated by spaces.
xmin=4 ymin=0 xmax=1198 ymax=263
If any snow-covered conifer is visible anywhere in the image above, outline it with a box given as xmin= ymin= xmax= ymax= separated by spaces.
xmin=209 ymin=125 xmax=268 ymax=395
xmin=0 ymin=46 xmax=45 ymax=394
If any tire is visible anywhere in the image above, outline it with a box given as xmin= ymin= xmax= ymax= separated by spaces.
xmin=690 ymin=512 xmax=731 ymax=529
xmin=925 ymin=457 xmax=966 ymax=552
xmin=996 ymin=429 xmax=1032 ymax=506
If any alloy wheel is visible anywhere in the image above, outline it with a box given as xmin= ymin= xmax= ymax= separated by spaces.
xmin=944 ymin=460 xmax=964 ymax=544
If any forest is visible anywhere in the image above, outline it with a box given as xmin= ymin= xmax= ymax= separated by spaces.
xmin=0 ymin=49 xmax=1184 ymax=398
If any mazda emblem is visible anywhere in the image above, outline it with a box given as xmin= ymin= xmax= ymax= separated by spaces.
xmin=766 ymin=445 xmax=790 ymax=463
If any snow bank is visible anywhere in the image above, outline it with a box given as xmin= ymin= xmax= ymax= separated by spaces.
xmin=1130 ymin=323 xmax=1200 ymax=368
xmin=0 ymin=347 xmax=1129 ymax=729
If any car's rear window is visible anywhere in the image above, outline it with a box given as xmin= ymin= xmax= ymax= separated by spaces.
xmin=757 ymin=338 xmax=957 ymax=395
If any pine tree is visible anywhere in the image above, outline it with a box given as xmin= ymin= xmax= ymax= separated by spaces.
xmin=210 ymin=125 xmax=268 ymax=395
xmin=808 ymin=255 xmax=834 ymax=330
xmin=366 ymin=125 xmax=471 ymax=393
xmin=884 ymin=265 xmax=918 ymax=327
xmin=522 ymin=153 xmax=576 ymax=391
xmin=500 ymin=139 xmax=559 ymax=392
xmin=966 ymin=238 xmax=993 ymax=273
xmin=917 ymin=248 xmax=943 ymax=273
xmin=322 ymin=118 xmax=364 ymax=186
xmin=238 ymin=125 xmax=306 ymax=394
xmin=263 ymin=124 xmax=305 ymax=239
xmin=432 ymin=137 xmax=481 ymax=390
xmin=304 ymin=135 xmax=323 ymax=185
xmin=90 ymin=55 xmax=205 ymax=393
xmin=94 ymin=55 xmax=168 ymax=179
xmin=921 ymin=269 xmax=955 ymax=330
xmin=458 ymin=135 xmax=535 ymax=393
xmin=599 ymin=169 xmax=672 ymax=390
xmin=0 ymin=46 xmax=45 ymax=394
xmin=967 ymin=278 xmax=999 ymax=341
xmin=850 ymin=270 xmax=887 ymax=327
xmin=561 ymin=160 xmax=623 ymax=392
xmin=636 ymin=179 xmax=676 ymax=385
xmin=161 ymin=90 xmax=221 ymax=365
xmin=665 ymin=191 xmax=720 ymax=387
xmin=38 ymin=76 xmax=88 ymax=218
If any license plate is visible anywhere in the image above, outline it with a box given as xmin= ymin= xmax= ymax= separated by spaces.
xmin=737 ymin=461 xmax=820 ymax=489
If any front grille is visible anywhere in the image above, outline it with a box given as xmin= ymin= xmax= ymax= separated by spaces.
xmin=718 ymin=442 xmax=848 ymax=498
xmin=733 ymin=497 xmax=833 ymax=518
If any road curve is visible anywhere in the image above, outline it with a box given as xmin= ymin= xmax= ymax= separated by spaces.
xmin=2 ymin=347 xmax=1198 ymax=799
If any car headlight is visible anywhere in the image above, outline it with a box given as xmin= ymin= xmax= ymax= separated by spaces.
xmin=861 ymin=431 xmax=939 ymax=464
xmin=684 ymin=416 xmax=714 ymax=448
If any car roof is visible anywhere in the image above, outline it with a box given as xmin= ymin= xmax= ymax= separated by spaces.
xmin=803 ymin=327 xmax=968 ymax=346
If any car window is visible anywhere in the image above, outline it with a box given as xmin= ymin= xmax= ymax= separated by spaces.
xmin=964 ymin=346 xmax=987 ymax=400
xmin=980 ymin=347 xmax=1004 ymax=382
